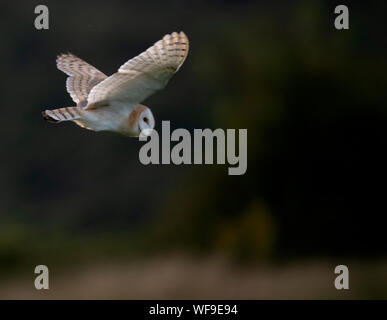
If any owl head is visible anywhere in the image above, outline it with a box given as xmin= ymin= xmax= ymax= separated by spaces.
xmin=127 ymin=104 xmax=155 ymax=137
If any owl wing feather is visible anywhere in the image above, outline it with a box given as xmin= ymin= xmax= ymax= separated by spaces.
xmin=85 ymin=31 xmax=189 ymax=109
xmin=56 ymin=53 xmax=108 ymax=107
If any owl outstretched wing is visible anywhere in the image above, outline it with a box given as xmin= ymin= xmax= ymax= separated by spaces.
xmin=85 ymin=31 xmax=189 ymax=109
xmin=56 ymin=53 xmax=108 ymax=107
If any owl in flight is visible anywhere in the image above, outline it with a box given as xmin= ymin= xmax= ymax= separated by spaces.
xmin=42 ymin=31 xmax=189 ymax=137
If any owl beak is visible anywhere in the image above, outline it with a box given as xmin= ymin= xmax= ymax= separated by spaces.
xmin=139 ymin=128 xmax=154 ymax=138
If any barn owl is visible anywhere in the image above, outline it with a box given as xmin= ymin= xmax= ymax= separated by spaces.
xmin=42 ymin=31 xmax=189 ymax=137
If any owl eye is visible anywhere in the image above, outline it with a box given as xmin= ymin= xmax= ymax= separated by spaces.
xmin=143 ymin=117 xmax=150 ymax=125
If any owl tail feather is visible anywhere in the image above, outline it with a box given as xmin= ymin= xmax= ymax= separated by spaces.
xmin=42 ymin=106 xmax=83 ymax=123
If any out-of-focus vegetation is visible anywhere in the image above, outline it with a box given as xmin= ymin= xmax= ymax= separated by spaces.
xmin=0 ymin=0 xmax=387 ymax=298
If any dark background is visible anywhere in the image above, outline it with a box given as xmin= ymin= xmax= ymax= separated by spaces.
xmin=0 ymin=0 xmax=386 ymax=298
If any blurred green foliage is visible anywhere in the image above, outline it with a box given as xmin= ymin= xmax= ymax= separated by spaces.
xmin=0 ymin=0 xmax=387 ymax=277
